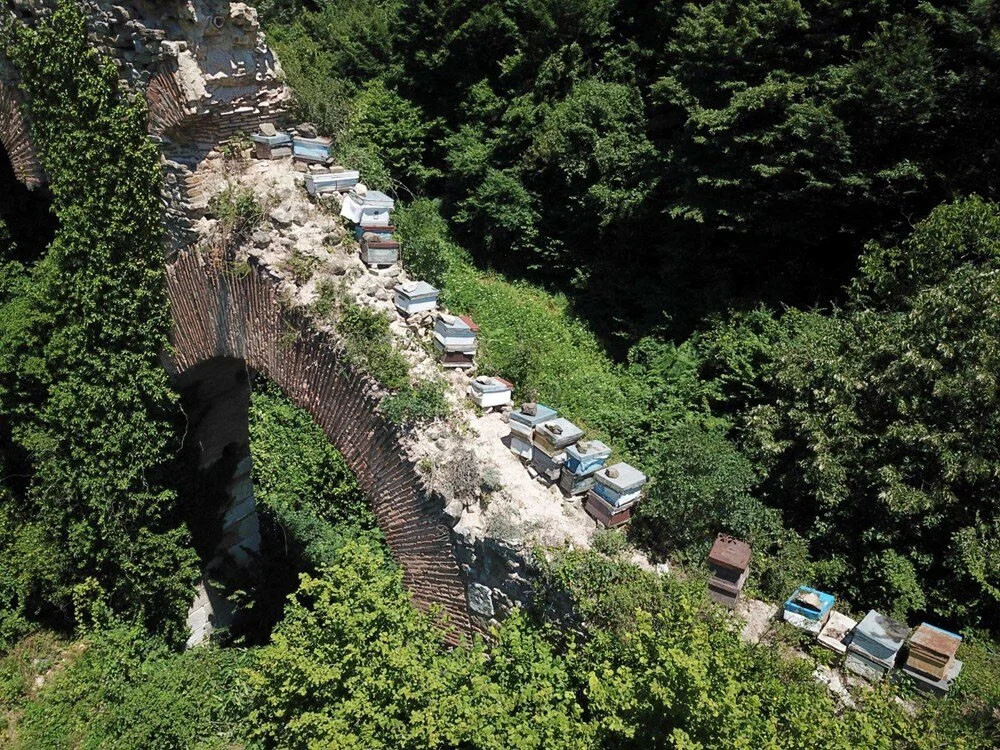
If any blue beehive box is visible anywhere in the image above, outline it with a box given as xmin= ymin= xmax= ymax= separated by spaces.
xmin=564 ymin=440 xmax=612 ymax=476
xmin=592 ymin=462 xmax=647 ymax=508
xmin=293 ymin=136 xmax=333 ymax=164
xmin=434 ymin=314 xmax=478 ymax=352
xmin=394 ymin=281 xmax=439 ymax=316
xmin=782 ymin=586 xmax=835 ymax=633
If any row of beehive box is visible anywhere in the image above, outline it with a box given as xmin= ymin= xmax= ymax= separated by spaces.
xmin=705 ymin=534 xmax=962 ymax=696
xmin=255 ymin=129 xmax=646 ymax=524
xmin=508 ymin=402 xmax=646 ymax=528
xmin=782 ymin=586 xmax=963 ymax=696
xmin=250 ymin=128 xmax=404 ymax=269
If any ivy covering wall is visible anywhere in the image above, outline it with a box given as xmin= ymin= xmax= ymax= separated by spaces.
xmin=0 ymin=3 xmax=197 ymax=646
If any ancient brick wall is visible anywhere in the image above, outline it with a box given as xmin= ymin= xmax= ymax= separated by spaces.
xmin=0 ymin=59 xmax=45 ymax=189
xmin=165 ymin=250 xmax=474 ymax=642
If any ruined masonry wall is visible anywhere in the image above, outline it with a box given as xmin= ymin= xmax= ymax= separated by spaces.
xmin=0 ymin=59 xmax=45 ymax=189
xmin=165 ymin=250 xmax=474 ymax=642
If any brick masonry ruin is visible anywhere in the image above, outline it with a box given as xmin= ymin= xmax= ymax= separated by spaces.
xmin=166 ymin=250 xmax=473 ymax=640
xmin=2 ymin=0 xmax=551 ymax=644
xmin=0 ymin=57 xmax=45 ymax=189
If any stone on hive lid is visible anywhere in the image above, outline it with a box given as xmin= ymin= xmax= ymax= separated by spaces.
xmin=594 ymin=462 xmax=647 ymax=495
xmin=260 ymin=122 xmax=276 ymax=136
xmin=707 ymin=533 xmax=751 ymax=573
xmin=817 ymin=610 xmax=857 ymax=654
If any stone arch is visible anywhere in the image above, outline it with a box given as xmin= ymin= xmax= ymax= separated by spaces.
xmin=0 ymin=58 xmax=45 ymax=190
xmin=165 ymin=250 xmax=473 ymax=642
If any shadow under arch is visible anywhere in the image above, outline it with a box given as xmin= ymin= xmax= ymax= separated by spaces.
xmin=164 ymin=250 xmax=473 ymax=643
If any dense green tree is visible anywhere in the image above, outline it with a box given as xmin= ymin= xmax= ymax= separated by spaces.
xmin=702 ymin=198 xmax=1000 ymax=626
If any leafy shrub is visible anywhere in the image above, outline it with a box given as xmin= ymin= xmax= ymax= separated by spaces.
xmin=208 ymin=183 xmax=267 ymax=252
xmin=338 ymin=300 xmax=410 ymax=390
xmin=13 ymin=625 xmax=248 ymax=749
xmin=380 ymin=381 xmax=449 ymax=424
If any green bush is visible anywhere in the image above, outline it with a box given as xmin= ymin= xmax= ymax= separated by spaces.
xmin=12 ymin=625 xmax=248 ymax=749
xmin=380 ymin=381 xmax=449 ymax=424
xmin=338 ymin=300 xmax=410 ymax=390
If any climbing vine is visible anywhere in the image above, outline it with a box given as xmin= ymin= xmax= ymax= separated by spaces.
xmin=0 ymin=4 xmax=197 ymax=645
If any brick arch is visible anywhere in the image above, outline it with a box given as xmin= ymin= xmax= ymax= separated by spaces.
xmin=0 ymin=59 xmax=45 ymax=189
xmin=165 ymin=250 xmax=473 ymax=642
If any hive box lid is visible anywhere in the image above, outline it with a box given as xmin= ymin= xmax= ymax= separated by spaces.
xmin=395 ymin=281 xmax=439 ymax=300
xmin=535 ymin=418 xmax=583 ymax=445
xmin=783 ymin=586 xmax=835 ymax=620
xmin=594 ymin=462 xmax=646 ymax=493
xmin=565 ymin=439 xmax=611 ymax=462
xmin=435 ymin=314 xmax=476 ymax=336
xmin=855 ymin=610 xmax=909 ymax=651
xmin=708 ymin=533 xmax=751 ymax=572
xmin=510 ymin=403 xmax=557 ymax=427
xmin=252 ymin=131 xmax=292 ymax=145
xmin=470 ymin=375 xmax=512 ymax=394
xmin=817 ymin=610 xmax=857 ymax=654
xmin=908 ymin=623 xmax=961 ymax=659
xmin=363 ymin=190 xmax=394 ymax=209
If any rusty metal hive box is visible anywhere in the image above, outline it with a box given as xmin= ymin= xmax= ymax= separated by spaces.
xmin=708 ymin=533 xmax=751 ymax=572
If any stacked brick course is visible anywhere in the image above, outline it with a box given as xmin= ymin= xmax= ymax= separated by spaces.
xmin=0 ymin=60 xmax=45 ymax=189
xmin=165 ymin=250 xmax=475 ymax=642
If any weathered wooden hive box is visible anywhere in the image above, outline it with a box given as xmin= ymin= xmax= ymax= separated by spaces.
xmin=251 ymin=131 xmax=292 ymax=159
xmin=292 ymin=135 xmax=333 ymax=164
xmin=559 ymin=439 xmax=611 ymax=495
xmin=585 ymin=462 xmax=647 ymax=527
xmin=360 ymin=235 xmax=400 ymax=266
xmin=305 ymin=169 xmax=360 ymax=196
xmin=845 ymin=610 xmax=908 ymax=681
xmin=394 ymin=281 xmax=439 ymax=316
xmin=706 ymin=533 xmax=751 ymax=608
xmin=433 ymin=314 xmax=478 ymax=368
xmin=468 ymin=375 xmax=513 ymax=409
xmin=782 ymin=586 xmax=835 ymax=634
xmin=508 ymin=403 xmax=557 ymax=460
xmin=340 ymin=189 xmax=394 ymax=226
xmin=531 ymin=418 xmax=583 ymax=483
xmin=434 ymin=314 xmax=478 ymax=351
xmin=902 ymin=623 xmax=963 ymax=696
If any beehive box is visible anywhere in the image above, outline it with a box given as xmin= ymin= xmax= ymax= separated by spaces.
xmin=592 ymin=463 xmax=646 ymax=508
xmin=340 ymin=189 xmax=394 ymax=226
xmin=394 ymin=281 xmax=439 ymax=316
xmin=468 ymin=376 xmax=513 ymax=408
xmin=360 ymin=237 xmax=400 ymax=266
xmin=782 ymin=586 xmax=835 ymax=634
xmin=563 ymin=440 xmax=611 ymax=477
xmin=251 ymin=131 xmax=292 ymax=159
xmin=292 ymin=136 xmax=333 ymax=164
xmin=305 ymin=169 xmax=360 ymax=196
xmin=533 ymin=418 xmax=583 ymax=456
xmin=585 ymin=490 xmax=635 ymax=528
